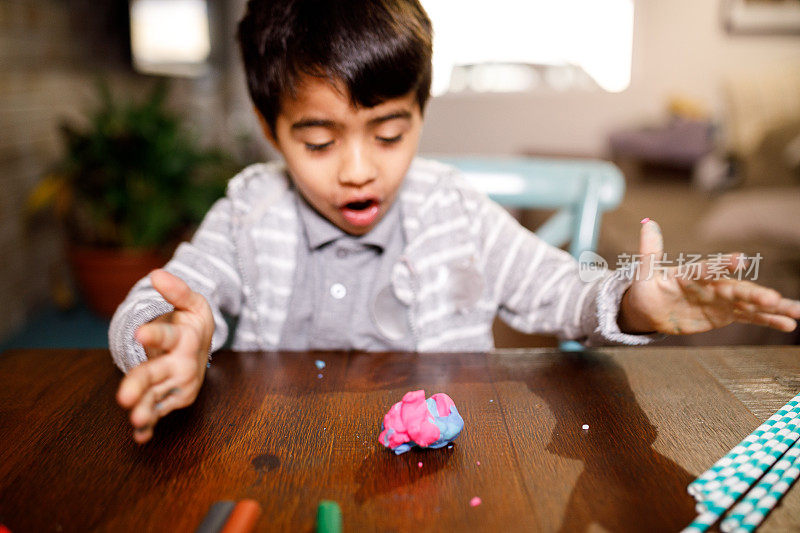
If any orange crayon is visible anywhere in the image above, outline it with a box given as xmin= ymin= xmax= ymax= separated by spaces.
xmin=220 ymin=499 xmax=262 ymax=533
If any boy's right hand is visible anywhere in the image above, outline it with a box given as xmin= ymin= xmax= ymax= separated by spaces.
xmin=116 ymin=269 xmax=214 ymax=444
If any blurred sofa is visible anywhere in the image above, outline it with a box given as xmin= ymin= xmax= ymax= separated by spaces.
xmin=699 ymin=65 xmax=800 ymax=342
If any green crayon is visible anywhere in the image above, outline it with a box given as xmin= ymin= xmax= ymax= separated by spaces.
xmin=316 ymin=500 xmax=342 ymax=533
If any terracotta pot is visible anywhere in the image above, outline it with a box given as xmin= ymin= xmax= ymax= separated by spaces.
xmin=67 ymin=246 xmax=167 ymax=318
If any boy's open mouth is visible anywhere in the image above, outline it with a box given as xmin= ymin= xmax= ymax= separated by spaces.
xmin=340 ymin=198 xmax=380 ymax=227
xmin=345 ymin=199 xmax=375 ymax=211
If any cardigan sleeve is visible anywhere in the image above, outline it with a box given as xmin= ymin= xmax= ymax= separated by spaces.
xmin=471 ymin=194 xmax=663 ymax=346
xmin=108 ymin=197 xmax=244 ymax=373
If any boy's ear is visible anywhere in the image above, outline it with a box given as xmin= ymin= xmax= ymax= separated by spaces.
xmin=254 ymin=106 xmax=279 ymax=150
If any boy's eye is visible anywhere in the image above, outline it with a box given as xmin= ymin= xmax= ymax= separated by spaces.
xmin=305 ymin=141 xmax=334 ymax=151
xmin=377 ymin=134 xmax=403 ymax=145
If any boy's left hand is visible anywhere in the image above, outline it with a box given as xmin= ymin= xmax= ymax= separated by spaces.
xmin=618 ymin=219 xmax=800 ymax=335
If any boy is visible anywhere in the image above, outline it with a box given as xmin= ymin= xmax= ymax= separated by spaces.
xmin=112 ymin=0 xmax=800 ymax=444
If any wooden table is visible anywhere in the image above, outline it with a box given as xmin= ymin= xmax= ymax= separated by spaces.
xmin=1 ymin=347 xmax=800 ymax=532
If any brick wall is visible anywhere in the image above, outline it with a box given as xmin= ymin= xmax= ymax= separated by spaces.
xmin=0 ymin=1 xmax=196 ymax=342
xmin=1 ymin=1 xmax=83 ymax=340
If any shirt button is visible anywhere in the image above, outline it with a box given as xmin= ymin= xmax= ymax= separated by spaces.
xmin=330 ymin=283 xmax=347 ymax=299
xmin=336 ymin=248 xmax=349 ymax=259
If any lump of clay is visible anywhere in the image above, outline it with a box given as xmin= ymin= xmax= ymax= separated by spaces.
xmin=379 ymin=390 xmax=464 ymax=454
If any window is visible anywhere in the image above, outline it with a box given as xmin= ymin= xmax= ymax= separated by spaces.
xmin=129 ymin=0 xmax=211 ymax=77
xmin=421 ymin=0 xmax=634 ymax=95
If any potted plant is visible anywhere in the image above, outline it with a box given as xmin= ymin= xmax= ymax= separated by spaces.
xmin=27 ymin=79 xmax=235 ymax=317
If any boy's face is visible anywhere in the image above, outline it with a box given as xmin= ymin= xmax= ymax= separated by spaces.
xmin=262 ymin=77 xmax=423 ymax=235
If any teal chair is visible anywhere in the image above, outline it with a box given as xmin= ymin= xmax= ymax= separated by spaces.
xmin=432 ymin=155 xmax=626 ymax=351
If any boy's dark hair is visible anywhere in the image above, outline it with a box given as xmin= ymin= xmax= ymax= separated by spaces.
xmin=237 ymin=0 xmax=433 ymax=135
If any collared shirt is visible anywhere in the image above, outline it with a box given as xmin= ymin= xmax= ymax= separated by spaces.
xmin=278 ymin=191 xmax=415 ymax=350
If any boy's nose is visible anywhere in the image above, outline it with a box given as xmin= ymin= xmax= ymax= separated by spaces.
xmin=338 ymin=143 xmax=377 ymax=186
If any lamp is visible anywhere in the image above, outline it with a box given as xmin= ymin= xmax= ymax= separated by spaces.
xmin=129 ymin=0 xmax=211 ymax=77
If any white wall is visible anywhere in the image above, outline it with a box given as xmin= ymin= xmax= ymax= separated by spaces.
xmin=418 ymin=0 xmax=800 ymax=157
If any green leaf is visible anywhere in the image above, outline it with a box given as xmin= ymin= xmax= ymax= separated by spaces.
xmin=35 ymin=78 xmax=234 ymax=248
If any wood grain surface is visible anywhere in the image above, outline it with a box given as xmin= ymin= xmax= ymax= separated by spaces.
xmin=1 ymin=346 xmax=799 ymax=532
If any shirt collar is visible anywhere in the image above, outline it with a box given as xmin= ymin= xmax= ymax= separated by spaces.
xmin=296 ymin=193 xmax=401 ymax=251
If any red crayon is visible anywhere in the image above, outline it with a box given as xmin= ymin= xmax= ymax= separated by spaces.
xmin=220 ymin=499 xmax=262 ymax=533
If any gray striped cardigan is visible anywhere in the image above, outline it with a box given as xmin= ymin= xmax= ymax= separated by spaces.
xmin=109 ymin=157 xmax=656 ymax=373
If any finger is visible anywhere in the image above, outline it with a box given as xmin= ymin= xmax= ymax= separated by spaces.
xmin=132 ymin=423 xmax=155 ymax=445
xmin=724 ymin=280 xmax=782 ymax=310
xmin=133 ymin=424 xmax=154 ymax=444
xmin=725 ymin=280 xmax=800 ymax=318
xmin=773 ymin=298 xmax=800 ymax=320
xmin=130 ymin=387 xmax=159 ymax=434
xmin=637 ymin=218 xmax=664 ymax=282
xmin=153 ymin=388 xmax=188 ymax=418
xmin=136 ymin=322 xmax=181 ymax=353
xmin=116 ymin=357 xmax=174 ymax=408
xmin=129 ymin=384 xmax=188 ymax=443
xmin=142 ymin=346 xmax=165 ymax=359
xmin=150 ymin=269 xmax=206 ymax=314
xmin=131 ymin=376 xmax=192 ymax=436
xmin=152 ymin=382 xmax=185 ymax=412
xmin=154 ymin=384 xmax=182 ymax=403
xmin=734 ymin=308 xmax=798 ymax=332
